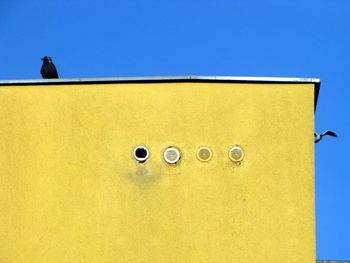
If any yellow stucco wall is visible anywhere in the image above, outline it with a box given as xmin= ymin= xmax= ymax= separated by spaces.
xmin=0 ymin=82 xmax=315 ymax=262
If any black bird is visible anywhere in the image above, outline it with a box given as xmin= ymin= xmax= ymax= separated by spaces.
xmin=314 ymin=130 xmax=338 ymax=143
xmin=40 ymin=56 xmax=59 ymax=79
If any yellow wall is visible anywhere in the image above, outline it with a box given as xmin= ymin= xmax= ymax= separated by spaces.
xmin=0 ymin=82 xmax=315 ymax=262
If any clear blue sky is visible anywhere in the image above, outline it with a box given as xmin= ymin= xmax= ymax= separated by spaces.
xmin=0 ymin=0 xmax=349 ymax=260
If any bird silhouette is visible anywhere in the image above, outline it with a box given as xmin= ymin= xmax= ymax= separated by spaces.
xmin=314 ymin=130 xmax=337 ymax=143
xmin=40 ymin=56 xmax=59 ymax=79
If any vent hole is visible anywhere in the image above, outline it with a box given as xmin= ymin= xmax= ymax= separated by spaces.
xmin=133 ymin=146 xmax=150 ymax=163
xmin=163 ymin=147 xmax=181 ymax=164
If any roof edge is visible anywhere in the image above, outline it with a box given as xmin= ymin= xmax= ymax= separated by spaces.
xmin=0 ymin=75 xmax=320 ymax=111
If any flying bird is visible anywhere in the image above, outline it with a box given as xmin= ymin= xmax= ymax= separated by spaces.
xmin=314 ymin=130 xmax=338 ymax=143
xmin=40 ymin=56 xmax=59 ymax=79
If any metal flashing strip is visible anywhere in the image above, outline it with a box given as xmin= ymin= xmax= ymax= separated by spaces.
xmin=0 ymin=75 xmax=320 ymax=85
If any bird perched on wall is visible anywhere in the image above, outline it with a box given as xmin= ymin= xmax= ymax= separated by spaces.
xmin=40 ymin=56 xmax=59 ymax=79
xmin=314 ymin=130 xmax=338 ymax=143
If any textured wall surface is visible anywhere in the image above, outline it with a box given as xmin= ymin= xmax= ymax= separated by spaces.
xmin=0 ymin=81 xmax=315 ymax=262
